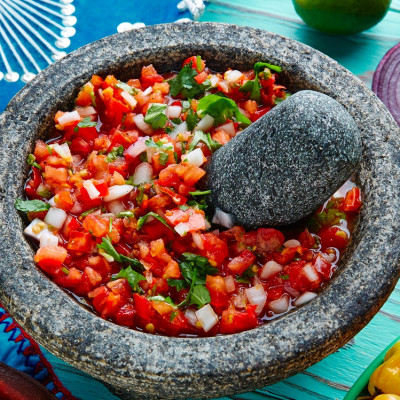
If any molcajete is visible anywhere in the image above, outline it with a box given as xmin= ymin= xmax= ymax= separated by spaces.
xmin=0 ymin=23 xmax=399 ymax=400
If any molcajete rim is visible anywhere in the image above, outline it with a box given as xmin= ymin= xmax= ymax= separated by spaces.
xmin=0 ymin=22 xmax=399 ymax=399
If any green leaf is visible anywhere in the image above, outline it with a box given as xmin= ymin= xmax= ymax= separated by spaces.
xmin=179 ymin=253 xmax=218 ymax=286
xmin=189 ymin=285 xmax=211 ymax=308
xmin=27 ymin=154 xmax=42 ymax=170
xmin=187 ymin=198 xmax=208 ymax=212
xmin=46 ymin=144 xmax=52 ymax=154
xmin=235 ymin=265 xmax=256 ymax=282
xmin=158 ymin=152 xmax=169 ymax=166
xmin=76 ymin=117 xmax=97 ymax=128
xmin=196 ymin=55 xmax=202 ymax=72
xmin=112 ymin=266 xmax=145 ymax=292
xmin=254 ymin=61 xmax=282 ymax=74
xmin=37 ymin=188 xmax=53 ymax=199
xmin=169 ymin=65 xmax=204 ymax=99
xmin=144 ymin=103 xmax=167 ymax=129
xmin=97 ymin=236 xmax=144 ymax=271
xmin=137 ymin=211 xmax=172 ymax=231
xmin=116 ymin=211 xmax=135 ymax=219
xmin=170 ymin=311 xmax=178 ymax=322
xmin=239 ymin=79 xmax=261 ymax=102
xmin=115 ymin=81 xmax=137 ymax=95
xmin=148 ymin=295 xmax=175 ymax=306
xmin=167 ymin=279 xmax=189 ymax=291
xmin=145 ymin=138 xmax=173 ymax=150
xmin=197 ymin=94 xmax=251 ymax=126
xmin=170 ymin=118 xmax=182 ymax=125
xmin=188 ymin=131 xmax=222 ymax=153
xmin=186 ymin=109 xmax=200 ymax=131
xmin=106 ymin=145 xmax=124 ymax=163
xmin=189 ymin=190 xmax=211 ymax=196
xmin=108 ymin=217 xmax=113 ymax=233
xmin=15 ymin=199 xmax=50 ymax=213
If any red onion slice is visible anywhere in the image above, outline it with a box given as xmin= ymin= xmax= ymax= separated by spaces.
xmin=372 ymin=43 xmax=400 ymax=126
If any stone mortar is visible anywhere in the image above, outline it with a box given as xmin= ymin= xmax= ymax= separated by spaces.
xmin=0 ymin=23 xmax=399 ymax=399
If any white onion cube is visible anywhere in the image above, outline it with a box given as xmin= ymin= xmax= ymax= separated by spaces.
xmin=24 ymin=218 xmax=47 ymax=241
xmin=284 ymin=239 xmax=301 ymax=248
xmin=57 ymin=110 xmax=80 ymax=126
xmin=181 ymin=148 xmax=204 ymax=167
xmin=245 ymin=284 xmax=267 ymax=315
xmin=195 ymin=304 xmax=218 ymax=332
xmin=83 ymin=180 xmax=100 ymax=200
xmin=166 ymin=105 xmax=182 ymax=119
xmin=174 ymin=222 xmax=189 ymax=237
xmin=104 ymin=185 xmax=134 ymax=202
xmin=294 ymin=291 xmax=317 ymax=306
xmin=194 ymin=114 xmax=214 ymax=132
xmin=44 ymin=207 xmax=67 ymax=230
xmin=39 ymin=230 xmax=59 ymax=248
xmin=133 ymin=162 xmax=153 ymax=185
xmin=269 ymin=294 xmax=290 ymax=314
xmin=260 ymin=261 xmax=283 ymax=280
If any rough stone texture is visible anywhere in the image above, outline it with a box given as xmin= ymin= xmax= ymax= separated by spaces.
xmin=207 ymin=90 xmax=361 ymax=227
xmin=0 ymin=23 xmax=399 ymax=400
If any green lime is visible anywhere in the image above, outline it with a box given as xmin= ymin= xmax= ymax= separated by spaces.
xmin=293 ymin=0 xmax=392 ymax=35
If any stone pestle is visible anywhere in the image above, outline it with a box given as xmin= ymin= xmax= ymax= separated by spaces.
xmin=205 ymin=90 xmax=362 ymax=228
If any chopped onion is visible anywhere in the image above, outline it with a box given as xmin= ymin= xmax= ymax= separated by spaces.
xmin=224 ymin=275 xmax=236 ymax=293
xmin=57 ymin=110 xmax=80 ymax=126
xmin=39 ymin=230 xmax=59 ymax=248
xmin=124 ymin=136 xmax=149 ymax=159
xmin=83 ymin=180 xmax=100 ymax=200
xmin=69 ymin=202 xmax=83 ymax=215
xmin=333 ymin=180 xmax=356 ymax=198
xmin=245 ymin=284 xmax=267 ymax=315
xmin=302 ymin=263 xmax=320 ymax=283
xmin=284 ymin=283 xmax=300 ymax=298
xmin=192 ymin=232 xmax=204 ymax=250
xmin=238 ymin=107 xmax=250 ymax=119
xmin=44 ymin=207 xmax=67 ymax=229
xmin=166 ymin=105 xmax=182 ymax=119
xmin=224 ymin=70 xmax=243 ymax=83
xmin=142 ymin=86 xmax=153 ymax=96
xmin=233 ymin=291 xmax=247 ymax=309
xmin=209 ymin=75 xmax=220 ymax=87
xmin=212 ymin=208 xmax=235 ymax=229
xmin=181 ymin=148 xmax=204 ymax=166
xmin=133 ymin=114 xmax=153 ymax=134
xmin=169 ymin=121 xmax=188 ymax=139
xmin=104 ymin=185 xmax=134 ymax=202
xmin=108 ymin=200 xmax=126 ymax=215
xmin=174 ymin=222 xmax=189 ymax=237
xmin=321 ymin=251 xmax=337 ymax=264
xmin=77 ymin=106 xmax=96 ymax=117
xmin=218 ymin=121 xmax=235 ymax=137
xmin=218 ymin=80 xmax=229 ymax=93
xmin=260 ymin=260 xmax=283 ymax=280
xmin=195 ymin=304 xmax=218 ymax=332
xmin=194 ymin=114 xmax=214 ymax=132
xmin=185 ymin=308 xmax=198 ymax=326
xmin=284 ymin=239 xmax=301 ymax=248
xmin=52 ymin=143 xmax=72 ymax=162
xmin=132 ymin=162 xmax=153 ymax=185
xmin=48 ymin=196 xmax=56 ymax=207
xmin=24 ymin=218 xmax=47 ymax=241
xmin=120 ymin=90 xmax=137 ymax=108
xmin=269 ymin=294 xmax=290 ymax=314
xmin=372 ymin=42 xmax=400 ymax=126
xmin=294 ymin=291 xmax=317 ymax=306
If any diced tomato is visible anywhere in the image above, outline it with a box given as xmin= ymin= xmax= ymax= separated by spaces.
xmin=108 ymin=157 xmax=129 ymax=178
xmin=273 ymin=246 xmax=303 ymax=265
xmin=257 ymin=228 xmax=285 ymax=253
xmin=54 ymin=267 xmax=82 ymax=289
xmin=115 ymin=304 xmax=136 ymax=327
xmin=182 ymin=56 xmax=205 ymax=73
xmin=158 ymin=186 xmax=187 ymax=206
xmin=34 ymin=246 xmax=67 ymax=275
xmin=34 ymin=140 xmax=52 ymax=161
xmin=107 ymin=278 xmax=132 ymax=301
xmin=342 ymin=187 xmax=362 ymax=212
xmin=194 ymin=71 xmax=208 ymax=84
xmin=88 ymin=286 xmax=110 ymax=314
xmin=318 ymin=226 xmax=349 ymax=250
xmin=298 ymin=229 xmax=316 ymax=249
xmin=133 ymin=293 xmax=153 ymax=322
xmin=220 ymin=305 xmax=258 ymax=334
xmin=227 ymin=249 xmax=256 ymax=276
xmin=54 ymin=190 xmax=75 ymax=211
xmin=67 ymin=231 xmax=94 ymax=253
xmin=70 ymin=137 xmax=92 ymax=154
xmin=206 ymin=275 xmax=229 ymax=311
xmin=200 ymin=233 xmax=229 ymax=265
xmin=313 ymin=254 xmax=332 ymax=280
xmin=44 ymin=166 xmax=68 ymax=183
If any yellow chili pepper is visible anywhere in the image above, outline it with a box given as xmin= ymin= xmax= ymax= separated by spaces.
xmin=368 ymin=342 xmax=400 ymax=395
xmin=374 ymin=395 xmax=400 ymax=400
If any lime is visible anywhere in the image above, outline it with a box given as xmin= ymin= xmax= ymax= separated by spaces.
xmin=293 ymin=0 xmax=392 ymax=35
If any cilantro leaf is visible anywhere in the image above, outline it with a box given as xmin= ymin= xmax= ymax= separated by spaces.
xmin=15 ymin=199 xmax=50 ymax=213
xmin=254 ymin=61 xmax=282 ymax=74
xmin=97 ymin=236 xmax=144 ymax=271
xmin=188 ymin=131 xmax=221 ymax=152
xmin=27 ymin=154 xmax=42 ymax=170
xmin=169 ymin=65 xmax=204 ymax=99
xmin=186 ymin=109 xmax=200 ymax=131
xmin=145 ymin=138 xmax=173 ymax=150
xmin=144 ymin=104 xmax=167 ymax=129
xmin=239 ymin=79 xmax=261 ymax=102
xmin=106 ymin=145 xmax=124 ymax=163
xmin=137 ymin=211 xmax=172 ymax=231
xmin=236 ymin=265 xmax=256 ymax=282
xmin=167 ymin=279 xmax=189 ymax=292
xmin=76 ymin=117 xmax=97 ymax=128
xmin=112 ymin=266 xmax=145 ymax=292
xmin=180 ymin=252 xmax=218 ymax=285
xmin=158 ymin=152 xmax=169 ymax=166
xmin=189 ymin=285 xmax=211 ymax=308
xmin=197 ymin=94 xmax=251 ymax=126
xmin=115 ymin=81 xmax=137 ymax=95
xmin=148 ymin=295 xmax=175 ymax=306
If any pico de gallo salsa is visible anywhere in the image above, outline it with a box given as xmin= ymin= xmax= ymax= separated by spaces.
xmin=16 ymin=56 xmax=362 ymax=337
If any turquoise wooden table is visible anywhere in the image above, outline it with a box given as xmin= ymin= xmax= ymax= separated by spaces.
xmin=2 ymin=0 xmax=400 ymax=399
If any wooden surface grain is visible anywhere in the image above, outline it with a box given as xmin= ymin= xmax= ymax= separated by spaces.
xmin=41 ymin=1 xmax=400 ymax=399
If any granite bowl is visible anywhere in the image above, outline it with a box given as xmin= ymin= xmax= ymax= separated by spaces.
xmin=0 ymin=22 xmax=400 ymax=400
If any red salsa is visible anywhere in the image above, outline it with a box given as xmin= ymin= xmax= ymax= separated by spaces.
xmin=17 ymin=57 xmax=362 ymax=336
